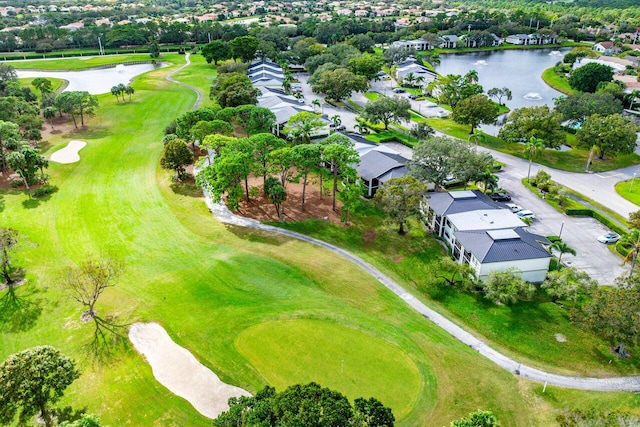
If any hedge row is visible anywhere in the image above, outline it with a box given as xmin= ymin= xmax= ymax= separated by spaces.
xmin=565 ymin=208 xmax=627 ymax=235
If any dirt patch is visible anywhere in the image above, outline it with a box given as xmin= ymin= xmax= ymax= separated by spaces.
xmin=232 ymin=175 xmax=343 ymax=225
xmin=363 ymin=229 xmax=377 ymax=244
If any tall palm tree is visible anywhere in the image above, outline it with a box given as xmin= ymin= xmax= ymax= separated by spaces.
xmin=312 ymin=99 xmax=321 ymax=113
xmin=468 ymin=130 xmax=486 ymax=152
xmin=524 ymin=136 xmax=545 ymax=182
xmin=621 ymin=229 xmax=640 ymax=274
xmin=550 ymin=241 xmax=576 ymax=265
xmin=125 ymin=85 xmax=135 ymax=101
xmin=415 ymin=75 xmax=425 ymax=88
xmin=354 ymin=122 xmax=369 ymax=134
xmin=330 ymin=114 xmax=342 ymax=127
xmin=478 ymin=169 xmax=499 ymax=193
xmin=110 ymin=85 xmax=121 ymax=103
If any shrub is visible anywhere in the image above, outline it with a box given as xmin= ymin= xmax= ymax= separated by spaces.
xmin=32 ymin=184 xmax=57 ymax=198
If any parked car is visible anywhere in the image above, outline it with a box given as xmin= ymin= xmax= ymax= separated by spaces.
xmin=408 ymin=94 xmax=418 ymax=100
xmin=597 ymin=232 xmax=621 ymax=244
xmin=335 ymin=125 xmax=346 ymax=131
xmin=393 ymin=88 xmax=406 ymax=93
xmin=505 ymin=203 xmax=523 ymax=213
xmin=490 ymin=192 xmax=511 ymax=202
xmin=516 ymin=210 xmax=536 ymax=220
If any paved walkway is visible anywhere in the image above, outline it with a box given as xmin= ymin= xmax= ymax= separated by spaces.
xmin=165 ymin=53 xmax=203 ymax=110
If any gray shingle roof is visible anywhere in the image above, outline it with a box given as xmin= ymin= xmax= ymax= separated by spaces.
xmin=455 ymin=227 xmax=551 ymax=263
xmin=357 ymin=150 xmax=409 ymax=181
xmin=425 ymin=190 xmax=502 ymax=216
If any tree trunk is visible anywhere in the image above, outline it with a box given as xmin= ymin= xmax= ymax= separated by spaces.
xmin=332 ymin=165 xmax=338 ymax=211
xmin=398 ymin=221 xmax=406 ymax=235
xmin=301 ymin=174 xmax=307 ymax=211
xmin=40 ymin=405 xmax=52 ymax=427
xmin=245 ymin=177 xmax=250 ymax=202
xmin=71 ymin=113 xmax=78 ymax=129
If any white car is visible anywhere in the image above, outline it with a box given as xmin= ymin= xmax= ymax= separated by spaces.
xmin=597 ymin=232 xmax=621 ymax=244
xmin=505 ymin=203 xmax=523 ymax=213
xmin=516 ymin=210 xmax=536 ymax=220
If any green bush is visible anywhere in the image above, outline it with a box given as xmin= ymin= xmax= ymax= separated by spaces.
xmin=32 ymin=184 xmax=58 ymax=198
xmin=565 ymin=209 xmax=626 ymax=235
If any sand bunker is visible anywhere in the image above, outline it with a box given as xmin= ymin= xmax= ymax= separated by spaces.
xmin=50 ymin=140 xmax=86 ymax=164
xmin=128 ymin=322 xmax=251 ymax=419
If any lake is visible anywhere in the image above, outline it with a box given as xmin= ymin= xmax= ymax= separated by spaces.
xmin=17 ymin=63 xmax=162 ymax=95
xmin=435 ymin=48 xmax=570 ymax=134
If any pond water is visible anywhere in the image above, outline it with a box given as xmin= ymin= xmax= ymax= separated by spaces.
xmin=17 ymin=63 xmax=162 ymax=95
xmin=435 ymin=48 xmax=570 ymax=134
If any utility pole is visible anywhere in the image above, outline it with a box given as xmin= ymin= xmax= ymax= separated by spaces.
xmin=98 ymin=36 xmax=104 ymax=55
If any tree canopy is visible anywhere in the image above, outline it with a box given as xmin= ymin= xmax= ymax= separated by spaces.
xmin=575 ymin=113 xmax=638 ymax=159
xmin=311 ymin=68 xmax=368 ymax=101
xmin=497 ymin=106 xmax=564 ymax=148
xmin=362 ymin=95 xmax=411 ymax=130
xmin=452 ymin=94 xmax=500 ymax=134
xmin=569 ymin=63 xmax=614 ymax=93
xmin=0 ymin=346 xmax=80 ymax=427
xmin=374 ymin=175 xmax=427 ymax=234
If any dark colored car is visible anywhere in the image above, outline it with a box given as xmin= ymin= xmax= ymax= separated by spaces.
xmin=335 ymin=125 xmax=346 ymax=131
xmin=393 ymin=88 xmax=406 ymax=93
xmin=490 ymin=192 xmax=511 ymax=202
xmin=408 ymin=94 xmax=418 ymax=100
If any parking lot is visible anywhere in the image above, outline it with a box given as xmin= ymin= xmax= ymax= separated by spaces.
xmin=494 ymin=165 xmax=628 ymax=285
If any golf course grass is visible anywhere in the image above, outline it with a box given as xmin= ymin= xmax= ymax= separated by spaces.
xmin=2 ymin=54 xmax=640 ymax=426
xmin=235 ymin=319 xmax=422 ymax=419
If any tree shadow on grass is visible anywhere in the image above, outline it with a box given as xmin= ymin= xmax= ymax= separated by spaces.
xmin=52 ymin=406 xmax=88 ymax=425
xmin=0 ymin=193 xmax=4 ymax=213
xmin=0 ymin=284 xmax=43 ymax=333
xmin=170 ymin=179 xmax=203 ymax=197
xmin=81 ymin=314 xmax=131 ymax=366
xmin=21 ymin=186 xmax=59 ymax=209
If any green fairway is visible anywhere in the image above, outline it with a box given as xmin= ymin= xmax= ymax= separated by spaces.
xmin=8 ymin=53 xmax=160 ymax=70
xmin=235 ymin=319 xmax=422 ymax=418
xmin=2 ymin=55 xmax=639 ymax=427
xmin=170 ymin=53 xmax=218 ymax=106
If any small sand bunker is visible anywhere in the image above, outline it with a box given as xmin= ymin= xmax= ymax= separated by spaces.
xmin=129 ymin=322 xmax=251 ymax=419
xmin=50 ymin=140 xmax=86 ymax=164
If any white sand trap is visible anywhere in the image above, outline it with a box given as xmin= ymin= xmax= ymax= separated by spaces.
xmin=129 ymin=322 xmax=251 ymax=419
xmin=50 ymin=140 xmax=86 ymax=164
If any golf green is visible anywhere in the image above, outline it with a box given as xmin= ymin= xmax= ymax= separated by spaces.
xmin=235 ymin=319 xmax=422 ymax=419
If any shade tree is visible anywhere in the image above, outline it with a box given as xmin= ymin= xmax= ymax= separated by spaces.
xmin=290 ymin=143 xmax=322 ymax=210
xmin=320 ymin=134 xmax=359 ymax=211
xmin=229 ymin=35 xmax=260 ymax=62
xmin=427 ymin=71 xmax=483 ymax=108
xmin=575 ymin=114 xmax=638 ymax=159
xmin=0 ymin=346 xmax=80 ymax=427
xmin=374 ymin=175 xmax=427 ymax=235
xmin=160 ymin=138 xmax=193 ymax=179
xmin=311 ymin=68 xmax=368 ymax=102
xmin=201 ymin=40 xmax=231 ymax=65
xmin=569 ymin=62 xmax=614 ymax=93
xmin=0 ymin=228 xmax=18 ymax=286
xmin=452 ymin=94 xmax=500 ymax=134
xmin=284 ymin=111 xmax=325 ymax=144
xmin=487 ymin=87 xmax=512 ymax=106
xmin=362 ymin=95 xmax=411 ymax=130
xmin=264 ymin=176 xmax=287 ymax=219
xmin=554 ymin=92 xmax=623 ymax=123
xmin=497 ymin=106 xmax=564 ymax=149
xmin=541 ymin=266 xmax=597 ymax=303
xmin=481 ymin=268 xmax=535 ymax=305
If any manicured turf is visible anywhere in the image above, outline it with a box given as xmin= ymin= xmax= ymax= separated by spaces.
xmin=8 ymin=53 xmax=161 ymax=70
xmin=169 ymin=53 xmax=218 ymax=107
xmin=235 ymin=319 xmax=422 ymax=418
xmin=2 ymin=55 xmax=639 ymax=427
xmin=19 ymin=77 xmax=66 ymax=92
xmin=615 ymin=180 xmax=640 ymax=208
xmin=541 ymin=67 xmax=578 ymax=95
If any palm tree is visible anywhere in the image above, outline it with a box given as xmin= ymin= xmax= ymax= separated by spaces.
xmin=312 ymin=99 xmax=321 ymax=113
xmin=621 ymin=229 xmax=640 ymax=274
xmin=110 ymin=85 xmax=122 ymax=103
xmin=330 ymin=114 xmax=342 ymax=128
xmin=282 ymin=77 xmax=292 ymax=93
xmin=354 ymin=122 xmax=369 ymax=134
xmin=43 ymin=107 xmax=57 ymax=130
xmin=125 ymin=85 xmax=135 ymax=101
xmin=427 ymin=53 xmax=440 ymax=67
xmin=404 ymin=72 xmax=417 ymax=87
xmin=524 ymin=136 xmax=545 ymax=182
xmin=478 ymin=168 xmax=499 ymax=193
xmin=415 ymin=75 xmax=425 ymax=88
xmin=550 ymin=241 xmax=576 ymax=265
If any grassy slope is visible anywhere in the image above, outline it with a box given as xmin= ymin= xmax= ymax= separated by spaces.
xmin=169 ymin=53 xmax=218 ymax=107
xmin=0 ymin=57 xmax=551 ymax=427
xmin=541 ymin=67 xmax=578 ymax=95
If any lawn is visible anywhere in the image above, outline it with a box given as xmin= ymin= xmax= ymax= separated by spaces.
xmin=19 ymin=77 xmax=66 ymax=92
xmin=0 ymin=56 xmax=560 ymax=427
xmin=169 ymin=53 xmax=218 ymax=107
xmin=615 ymin=180 xmax=640 ymax=208
xmin=541 ymin=67 xmax=578 ymax=95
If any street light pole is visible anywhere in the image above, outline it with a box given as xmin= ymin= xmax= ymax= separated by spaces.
xmin=558 ymin=221 xmax=565 ymax=239
xmin=631 ymin=172 xmax=637 ymax=192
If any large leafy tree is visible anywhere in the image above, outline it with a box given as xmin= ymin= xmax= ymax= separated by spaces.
xmin=284 ymin=111 xmax=325 ymax=144
xmin=160 ymin=138 xmax=193 ymax=179
xmin=487 ymin=87 xmax=512 ymax=106
xmin=201 ymin=40 xmax=231 ymax=65
xmin=481 ymin=269 xmax=535 ymax=305
xmin=0 ymin=346 xmax=80 ymax=427
xmin=229 ymin=35 xmax=260 ymax=62
xmin=311 ymin=68 xmax=368 ymax=102
xmin=569 ymin=63 xmax=614 ymax=93
xmin=374 ymin=175 xmax=427 ymax=234
xmin=427 ymin=71 xmax=483 ymax=108
xmin=409 ymin=137 xmax=481 ymax=188
xmin=249 ymin=133 xmax=286 ymax=184
xmin=541 ymin=266 xmax=597 ymax=303
xmin=264 ymin=176 xmax=287 ymax=219
xmin=0 ymin=120 xmax=20 ymax=173
xmin=348 ymin=53 xmax=383 ymax=80
xmin=175 ymin=107 xmax=218 ymax=139
xmin=6 ymin=145 xmax=48 ymax=186
xmin=575 ymin=114 xmax=638 ymax=159
xmin=290 ymin=143 xmax=322 ymax=210
xmin=54 ymin=91 xmax=98 ymax=128
xmin=247 ymin=107 xmax=276 ymax=136
xmin=497 ymin=106 xmax=564 ymax=149
xmin=554 ymin=92 xmax=623 ymax=123
xmin=572 ymin=274 xmax=640 ymax=357
xmin=362 ymin=95 xmax=411 ymax=130
xmin=452 ymin=94 xmax=499 ymax=134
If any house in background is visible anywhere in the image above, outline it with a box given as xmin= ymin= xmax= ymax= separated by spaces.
xmin=421 ymin=190 xmax=551 ymax=282
xmin=593 ymin=41 xmax=622 ymax=56
xmin=439 ymin=35 xmax=459 ymax=48
xmin=394 ymin=60 xmax=437 ymax=86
